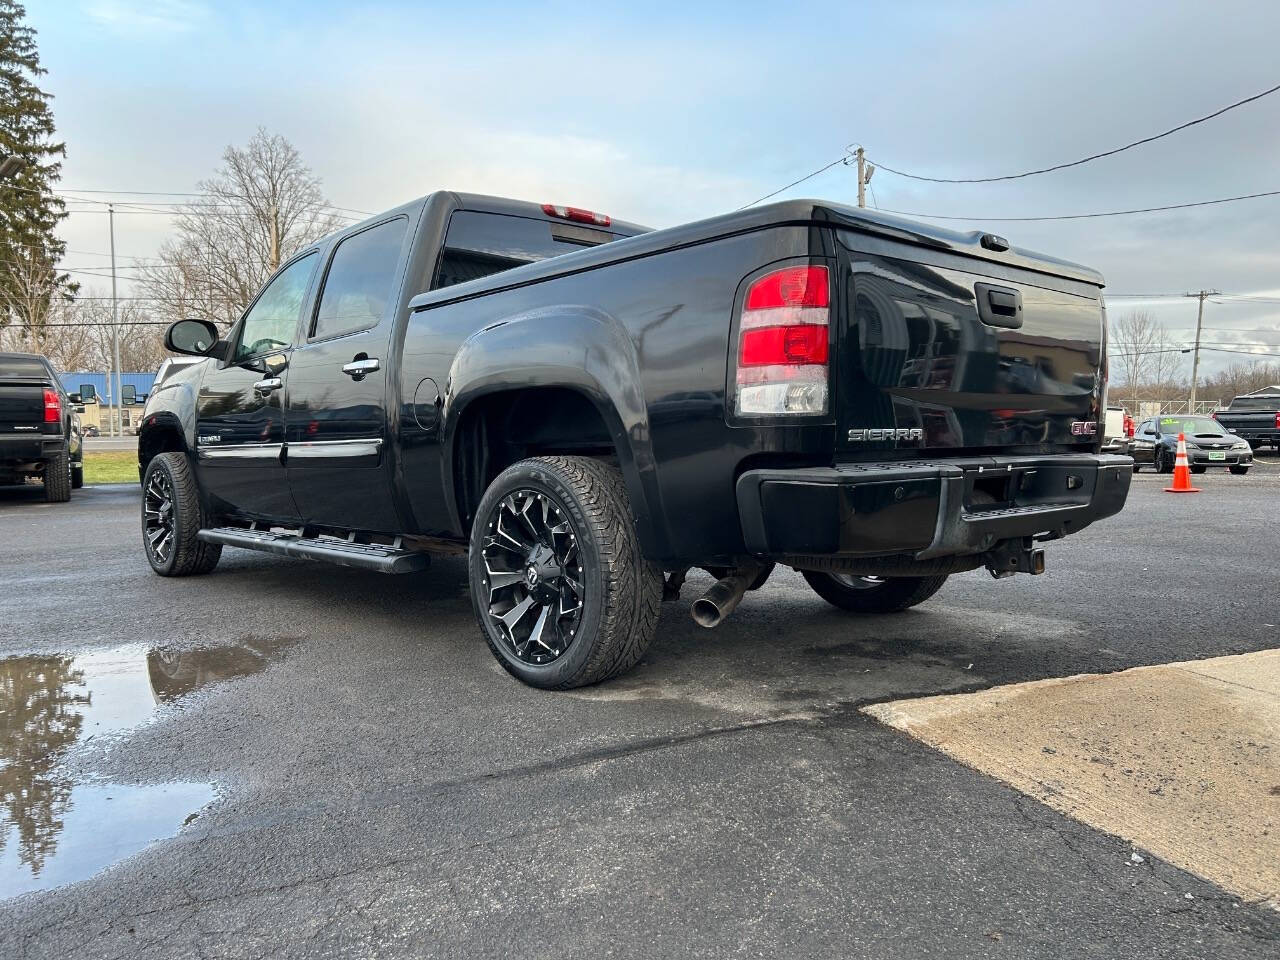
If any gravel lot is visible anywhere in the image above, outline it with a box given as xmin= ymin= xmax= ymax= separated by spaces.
xmin=1 ymin=465 xmax=1277 ymax=958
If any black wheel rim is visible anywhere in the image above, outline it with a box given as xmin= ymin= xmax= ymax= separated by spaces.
xmin=143 ymin=470 xmax=176 ymax=565
xmin=479 ymin=490 xmax=584 ymax=665
xmin=832 ymin=575 xmax=885 ymax=590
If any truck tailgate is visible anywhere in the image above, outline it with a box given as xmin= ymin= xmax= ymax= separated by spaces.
xmin=837 ymin=240 xmax=1102 ymax=457
xmin=0 ymin=378 xmax=45 ymax=431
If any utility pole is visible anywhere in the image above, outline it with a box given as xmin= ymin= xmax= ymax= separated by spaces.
xmin=269 ymin=201 xmax=280 ymax=271
xmin=854 ymin=148 xmax=875 ymax=208
xmin=1184 ymin=289 xmax=1218 ymax=410
xmin=109 ymin=204 xmax=123 ymax=438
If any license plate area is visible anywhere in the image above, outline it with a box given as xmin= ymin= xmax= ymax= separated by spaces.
xmin=1208 ymin=451 xmax=1226 ymax=461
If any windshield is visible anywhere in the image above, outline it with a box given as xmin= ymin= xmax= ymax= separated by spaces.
xmin=1158 ymin=416 xmax=1227 ymax=437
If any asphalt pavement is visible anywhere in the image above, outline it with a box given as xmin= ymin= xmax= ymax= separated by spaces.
xmin=1 ymin=466 xmax=1277 ymax=958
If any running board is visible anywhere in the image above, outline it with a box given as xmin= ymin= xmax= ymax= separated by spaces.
xmin=197 ymin=526 xmax=430 ymax=574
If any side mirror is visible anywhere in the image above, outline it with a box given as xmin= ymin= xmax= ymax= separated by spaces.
xmin=121 ymin=384 xmax=137 ymax=405
xmin=74 ymin=404 xmax=86 ymax=414
xmin=78 ymin=383 xmax=97 ymax=402
xmin=165 ymin=318 xmax=224 ymax=358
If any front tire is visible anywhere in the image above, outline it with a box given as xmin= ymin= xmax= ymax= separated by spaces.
xmin=1190 ymin=465 xmax=1207 ymax=475
xmin=469 ymin=456 xmax=663 ymax=689
xmin=801 ymin=571 xmax=948 ymax=613
xmin=1154 ymin=448 xmax=1172 ymax=474
xmin=71 ymin=462 xmax=84 ymax=489
xmin=142 ymin=452 xmax=221 ymax=576
xmin=1230 ymin=465 xmax=1250 ymax=475
xmin=43 ymin=450 xmax=71 ymax=502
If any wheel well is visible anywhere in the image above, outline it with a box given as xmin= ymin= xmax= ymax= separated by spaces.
xmin=454 ymin=387 xmax=616 ymax=532
xmin=139 ymin=424 xmax=186 ymax=476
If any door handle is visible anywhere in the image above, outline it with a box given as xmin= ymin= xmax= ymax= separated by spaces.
xmin=253 ymin=377 xmax=283 ymax=395
xmin=342 ymin=357 xmax=380 ymax=379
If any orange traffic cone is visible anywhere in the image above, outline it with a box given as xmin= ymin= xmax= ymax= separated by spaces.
xmin=1164 ymin=432 xmax=1201 ymax=493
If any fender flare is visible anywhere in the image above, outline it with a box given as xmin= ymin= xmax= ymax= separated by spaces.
xmin=439 ymin=304 xmax=668 ymax=559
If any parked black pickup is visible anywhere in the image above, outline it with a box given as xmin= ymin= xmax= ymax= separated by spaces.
xmin=139 ymin=192 xmax=1132 ymax=688
xmin=0 ymin=352 xmax=84 ymax=501
xmin=1214 ymin=390 xmax=1280 ymax=450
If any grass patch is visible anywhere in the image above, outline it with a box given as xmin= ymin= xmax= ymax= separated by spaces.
xmin=83 ymin=450 xmax=138 ymax=485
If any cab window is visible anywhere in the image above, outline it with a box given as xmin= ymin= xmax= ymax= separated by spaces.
xmin=234 ymin=253 xmax=319 ymax=362
xmin=311 ymin=218 xmax=408 ymax=340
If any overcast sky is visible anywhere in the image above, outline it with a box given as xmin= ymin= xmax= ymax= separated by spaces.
xmin=29 ymin=0 xmax=1280 ymax=376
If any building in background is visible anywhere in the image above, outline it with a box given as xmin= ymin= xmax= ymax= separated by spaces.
xmin=60 ymin=372 xmax=157 ymax=434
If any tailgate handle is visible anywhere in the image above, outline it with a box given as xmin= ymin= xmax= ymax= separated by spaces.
xmin=975 ymin=283 xmax=1023 ymax=329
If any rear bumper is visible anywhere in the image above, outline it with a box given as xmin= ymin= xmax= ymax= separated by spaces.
xmin=0 ymin=433 xmax=67 ymax=465
xmin=737 ymin=454 xmax=1133 ymax=560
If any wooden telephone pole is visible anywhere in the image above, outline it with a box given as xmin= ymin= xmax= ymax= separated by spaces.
xmin=1185 ymin=289 xmax=1219 ymax=408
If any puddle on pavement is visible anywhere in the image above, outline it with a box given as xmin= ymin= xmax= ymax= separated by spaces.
xmin=0 ymin=636 xmax=294 ymax=898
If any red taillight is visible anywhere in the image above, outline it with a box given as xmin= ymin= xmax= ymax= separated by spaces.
xmin=740 ymin=324 xmax=829 ymax=366
xmin=541 ymin=203 xmax=611 ymax=227
xmin=744 ymin=266 xmax=830 ymax=310
xmin=42 ymin=387 xmax=60 ymax=423
xmin=735 ymin=264 xmax=830 ymax=416
xmin=1275 ymin=411 xmax=1280 ymax=430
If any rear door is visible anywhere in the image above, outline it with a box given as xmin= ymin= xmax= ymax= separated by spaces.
xmin=195 ymin=252 xmax=320 ymax=520
xmin=836 ymin=237 xmax=1103 ymax=458
xmin=285 ymin=215 xmax=410 ymax=532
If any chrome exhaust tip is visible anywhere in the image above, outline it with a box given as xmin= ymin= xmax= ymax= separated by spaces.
xmin=691 ymin=566 xmax=758 ymax=628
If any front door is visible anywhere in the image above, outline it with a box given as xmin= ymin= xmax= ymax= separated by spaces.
xmin=195 ymin=252 xmax=320 ymax=520
xmin=285 ymin=216 xmax=409 ymax=532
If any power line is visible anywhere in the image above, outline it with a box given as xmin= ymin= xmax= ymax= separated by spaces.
xmin=878 ymin=188 xmax=1280 ymax=222
xmin=738 ymin=152 xmax=853 ymax=209
xmin=868 ymin=80 xmax=1280 ymax=184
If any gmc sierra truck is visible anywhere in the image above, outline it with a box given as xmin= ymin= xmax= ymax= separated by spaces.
xmin=138 ymin=192 xmax=1132 ymax=688
xmin=0 ymin=352 xmax=84 ymax=500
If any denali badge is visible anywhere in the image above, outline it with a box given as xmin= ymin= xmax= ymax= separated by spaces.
xmin=1070 ymin=421 xmax=1098 ymax=436
xmin=198 ymin=434 xmax=222 ymax=444
xmin=847 ymin=428 xmax=923 ymax=442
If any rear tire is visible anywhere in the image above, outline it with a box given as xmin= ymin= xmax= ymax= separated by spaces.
xmin=142 ymin=452 xmax=221 ymax=576
xmin=43 ymin=450 xmax=71 ymax=502
xmin=801 ymin=571 xmax=948 ymax=613
xmin=468 ymin=456 xmax=663 ymax=689
xmin=1230 ymin=465 xmax=1250 ymax=475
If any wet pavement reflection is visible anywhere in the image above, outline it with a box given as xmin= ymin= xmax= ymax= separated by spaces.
xmin=0 ymin=636 xmax=294 ymax=898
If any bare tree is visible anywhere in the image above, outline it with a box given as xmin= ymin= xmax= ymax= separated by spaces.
xmin=0 ymin=291 xmax=168 ymax=373
xmin=143 ymin=128 xmax=342 ymax=328
xmin=1109 ymin=309 xmax=1159 ymax=395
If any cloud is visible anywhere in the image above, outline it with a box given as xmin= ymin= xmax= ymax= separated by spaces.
xmin=83 ymin=0 xmax=208 ymax=33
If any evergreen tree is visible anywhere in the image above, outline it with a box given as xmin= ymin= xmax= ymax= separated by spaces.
xmin=0 ymin=0 xmax=68 ymax=336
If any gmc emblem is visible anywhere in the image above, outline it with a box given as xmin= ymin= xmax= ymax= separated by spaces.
xmin=847 ymin=428 xmax=924 ymax=442
xmin=1070 ymin=421 xmax=1098 ymax=436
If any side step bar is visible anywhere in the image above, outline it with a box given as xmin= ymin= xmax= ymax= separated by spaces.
xmin=197 ymin=526 xmax=430 ymax=574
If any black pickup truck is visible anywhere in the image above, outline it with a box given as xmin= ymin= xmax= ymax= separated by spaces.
xmin=0 ymin=352 xmax=84 ymax=500
xmin=138 ymin=192 xmax=1132 ymax=688
xmin=1214 ymin=390 xmax=1280 ymax=450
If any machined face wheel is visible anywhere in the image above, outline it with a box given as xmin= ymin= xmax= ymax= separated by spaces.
xmin=143 ymin=470 xmax=176 ymax=565
xmin=831 ymin=575 xmax=886 ymax=590
xmin=479 ymin=489 xmax=584 ymax=665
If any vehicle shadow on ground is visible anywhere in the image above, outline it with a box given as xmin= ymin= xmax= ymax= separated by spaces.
xmin=195 ymin=552 xmax=1150 ymax=717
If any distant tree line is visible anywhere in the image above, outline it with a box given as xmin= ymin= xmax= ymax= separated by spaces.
xmin=1108 ymin=309 xmax=1279 ymax=407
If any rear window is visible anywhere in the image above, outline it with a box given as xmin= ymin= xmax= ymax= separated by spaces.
xmin=1229 ymin=395 xmax=1278 ymax=411
xmin=0 ymin=356 xmax=49 ymax=379
xmin=433 ymin=212 xmax=627 ymax=290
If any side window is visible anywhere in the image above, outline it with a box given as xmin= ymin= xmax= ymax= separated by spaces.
xmin=311 ymin=218 xmax=408 ymax=340
xmin=234 ymin=253 xmax=319 ymax=363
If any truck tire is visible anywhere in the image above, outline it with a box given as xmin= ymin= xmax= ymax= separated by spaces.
xmin=801 ymin=571 xmax=948 ymax=613
xmin=468 ymin=455 xmax=663 ymax=689
xmin=142 ymin=452 xmax=221 ymax=577
xmin=43 ymin=450 xmax=71 ymax=502
xmin=71 ymin=462 xmax=84 ymax=489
